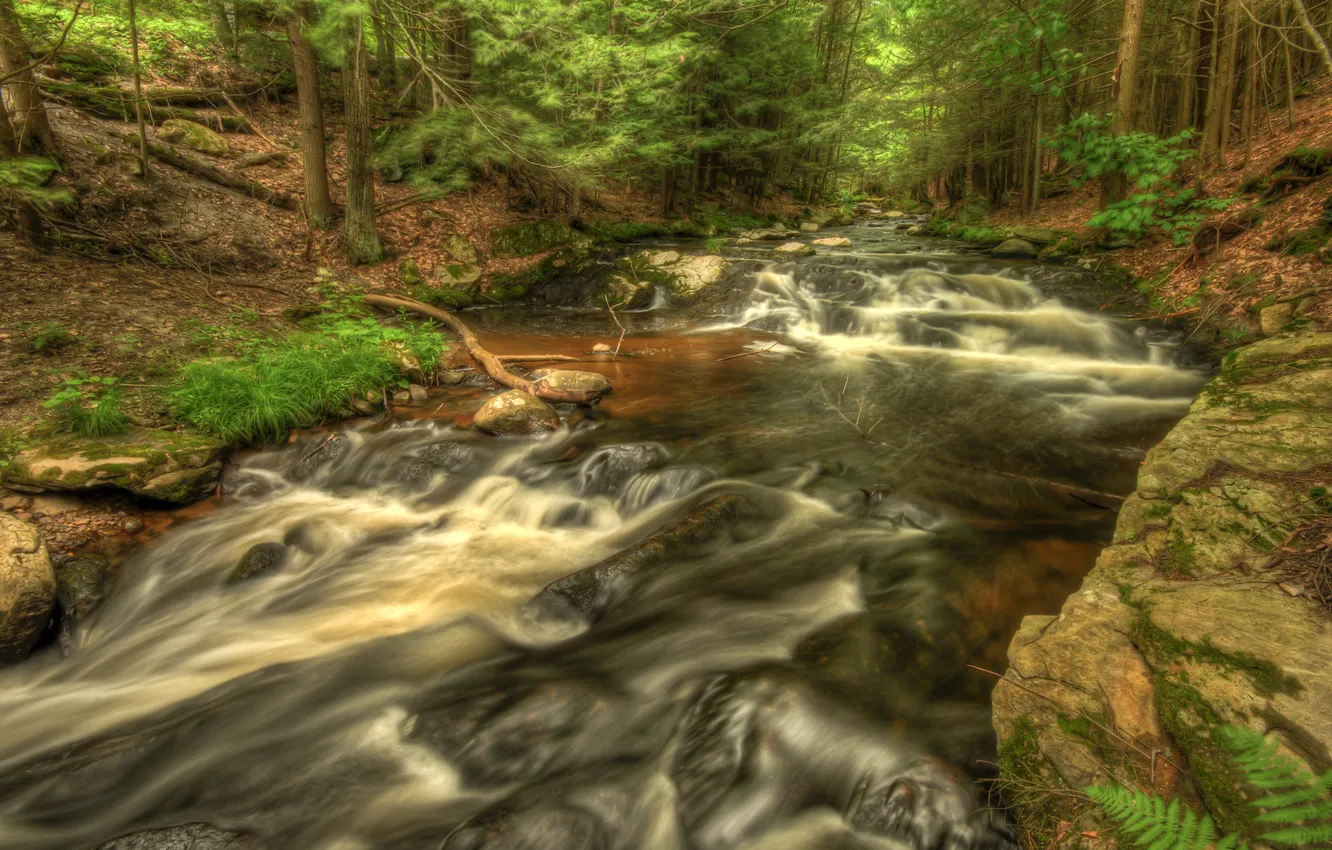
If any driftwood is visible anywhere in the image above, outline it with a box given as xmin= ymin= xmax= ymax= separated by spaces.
xmin=123 ymin=133 xmax=295 ymax=209
xmin=529 ymin=494 xmax=744 ymax=620
xmin=363 ymin=294 xmax=605 ymax=405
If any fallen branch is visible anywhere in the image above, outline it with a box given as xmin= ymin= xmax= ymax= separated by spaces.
xmin=605 ymin=295 xmax=627 ymax=358
xmin=363 ymin=294 xmax=604 ymax=405
xmin=123 ymin=133 xmax=295 ymax=209
xmin=717 ymin=335 xmax=785 ymax=361
xmin=45 ymin=81 xmax=252 ymax=131
xmin=496 ymin=354 xmax=585 ymax=362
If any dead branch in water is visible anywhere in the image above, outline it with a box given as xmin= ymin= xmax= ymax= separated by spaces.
xmin=363 ymin=294 xmax=605 ymax=405
xmin=718 ymin=335 xmax=786 ymax=362
xmin=605 ymin=295 xmax=627 ymax=358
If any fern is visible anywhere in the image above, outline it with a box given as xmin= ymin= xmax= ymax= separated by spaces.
xmin=1086 ymin=725 xmax=1332 ymax=849
xmin=1085 ymin=785 xmax=1237 ymax=850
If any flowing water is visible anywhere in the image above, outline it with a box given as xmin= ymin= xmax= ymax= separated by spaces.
xmin=0 ymin=223 xmax=1209 ymax=850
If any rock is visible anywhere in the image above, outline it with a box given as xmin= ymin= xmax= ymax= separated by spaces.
xmin=528 ymin=369 xmax=611 ymax=394
xmin=95 ymin=823 xmax=261 ymax=850
xmin=437 ymin=234 xmax=484 ymax=286
xmin=1 ymin=429 xmax=226 ymax=504
xmin=435 ymin=368 xmax=466 ymax=386
xmin=737 ymin=228 xmax=790 ymax=241
xmin=628 ymin=250 xmax=730 ymax=305
xmin=383 ymin=342 xmax=426 ymax=383
xmin=159 ymin=119 xmax=231 ymax=156
xmin=591 ymin=343 xmax=612 ymax=353
xmin=1260 ymin=301 xmax=1295 ymax=336
xmin=409 ymin=383 xmax=429 ymax=402
xmin=993 ymin=332 xmax=1332 ymax=838
xmin=0 ymin=513 xmax=54 ymax=664
xmin=351 ymin=398 xmax=377 ymax=416
xmin=473 ymin=390 xmax=560 ymax=436
xmin=800 ymin=221 xmax=821 ymax=232
xmin=53 ymin=554 xmax=108 ymax=649
xmin=234 ymin=151 xmax=286 ymax=168
xmin=400 ymin=257 xmax=424 ymax=286
xmin=906 ymin=225 xmax=924 ymax=235
xmin=490 ymin=221 xmax=587 ymax=258
xmin=774 ymin=242 xmax=816 ymax=257
xmin=952 ymin=196 xmax=990 ymax=225
xmin=811 ymin=236 xmax=852 ymax=247
xmin=228 ymin=542 xmax=288 ymax=584
xmin=1008 ymin=226 xmax=1057 ymax=245
xmin=991 ymin=238 xmax=1037 ymax=259
xmin=604 ymin=274 xmax=654 ymax=310
xmin=393 ymin=389 xmax=411 ymax=405
xmin=122 ymin=516 xmax=145 ymax=534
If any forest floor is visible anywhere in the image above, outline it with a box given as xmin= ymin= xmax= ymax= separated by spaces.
xmin=986 ymin=80 xmax=1332 ymax=331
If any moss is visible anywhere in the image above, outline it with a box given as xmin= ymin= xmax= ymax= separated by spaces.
xmin=409 ymin=283 xmax=474 ymax=309
xmin=1160 ymin=533 xmax=1198 ymax=577
xmin=998 ymin=716 xmax=1065 ymax=845
xmin=490 ymin=221 xmax=585 ymax=258
xmin=1122 ymin=587 xmax=1301 ymax=698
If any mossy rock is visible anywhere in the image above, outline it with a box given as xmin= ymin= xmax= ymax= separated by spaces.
xmin=159 ymin=119 xmax=230 ymax=157
xmin=490 ymin=221 xmax=588 ymax=259
xmin=400 ymin=258 xmax=424 ymax=286
xmin=952 ymin=195 xmax=991 ymax=225
xmin=1 ymin=428 xmax=226 ymax=504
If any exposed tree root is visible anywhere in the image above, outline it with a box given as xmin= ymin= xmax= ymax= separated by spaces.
xmin=363 ymin=294 xmax=605 ymax=405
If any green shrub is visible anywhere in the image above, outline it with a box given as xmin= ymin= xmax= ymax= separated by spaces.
xmin=25 ymin=322 xmax=77 ymax=355
xmin=42 ymin=375 xmax=129 ymax=437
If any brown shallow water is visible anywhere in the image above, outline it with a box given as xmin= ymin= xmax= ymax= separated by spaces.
xmin=0 ymin=225 xmax=1208 ymax=850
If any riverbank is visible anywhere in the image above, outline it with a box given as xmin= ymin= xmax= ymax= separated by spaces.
xmin=991 ymin=330 xmax=1332 ymax=849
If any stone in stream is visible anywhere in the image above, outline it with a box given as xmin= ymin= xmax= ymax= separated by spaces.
xmin=990 ymin=237 xmax=1037 ymax=259
xmin=473 ymin=390 xmax=560 ymax=436
xmin=573 ymin=443 xmax=668 ymax=497
xmin=227 ymin=542 xmax=288 ymax=584
xmin=1 ymin=428 xmax=226 ymax=504
xmin=774 ymin=242 xmax=816 ymax=257
xmin=625 ymin=250 xmax=731 ymax=305
xmin=287 ymin=434 xmax=349 ymax=482
xmin=53 ymin=553 xmax=109 ymax=651
xmin=800 ymin=221 xmax=821 ymax=232
xmin=811 ymin=236 xmax=853 ymax=248
xmin=95 ymin=823 xmax=262 ymax=850
xmin=0 ymin=513 xmax=54 ymax=664
xmin=528 ymin=369 xmax=611 ymax=394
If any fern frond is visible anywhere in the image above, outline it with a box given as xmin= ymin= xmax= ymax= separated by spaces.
xmin=1256 ymin=800 xmax=1332 ymax=823
xmin=1085 ymin=784 xmax=1238 ymax=850
xmin=1261 ymin=823 xmax=1332 ymax=845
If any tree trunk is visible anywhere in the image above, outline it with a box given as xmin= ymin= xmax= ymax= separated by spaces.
xmin=211 ymin=1 xmax=235 ymax=58
xmin=1280 ymin=2 xmax=1297 ymax=129
xmin=1214 ymin=0 xmax=1242 ymax=165
xmin=343 ymin=10 xmax=382 ymax=264
xmin=1176 ymin=2 xmax=1202 ymax=134
xmin=1101 ymin=0 xmax=1148 ymax=209
xmin=0 ymin=0 xmax=57 ymax=154
xmin=0 ymin=89 xmax=44 ymax=247
xmin=288 ymin=6 xmax=334 ymax=228
xmin=1289 ymin=0 xmax=1332 ymax=74
xmin=127 ymin=0 xmax=149 ymax=178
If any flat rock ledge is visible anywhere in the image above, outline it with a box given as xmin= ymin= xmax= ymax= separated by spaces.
xmin=2 ymin=427 xmax=226 ymax=504
xmin=992 ymin=332 xmax=1332 ymax=847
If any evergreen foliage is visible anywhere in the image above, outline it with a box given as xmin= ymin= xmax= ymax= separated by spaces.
xmin=1087 ymin=725 xmax=1332 ymax=850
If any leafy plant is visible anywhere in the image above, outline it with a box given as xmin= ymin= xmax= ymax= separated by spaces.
xmin=42 ymin=375 xmax=129 ymax=437
xmin=25 ymin=322 xmax=77 ymax=355
xmin=1088 ymin=725 xmax=1332 ymax=849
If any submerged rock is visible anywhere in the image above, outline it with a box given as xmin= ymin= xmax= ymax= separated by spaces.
xmin=529 ymin=369 xmax=611 ymax=394
xmin=990 ymin=238 xmax=1037 ymax=259
xmin=95 ymin=823 xmax=261 ymax=850
xmin=54 ymin=554 xmax=109 ymax=650
xmin=2 ymin=428 xmax=226 ymax=504
xmin=159 ymin=119 xmax=230 ymax=156
xmin=474 ymin=390 xmax=560 ymax=436
xmin=800 ymin=222 xmax=821 ymax=232
xmin=574 ymin=443 xmax=668 ymax=497
xmin=0 ymin=513 xmax=54 ymax=664
xmin=228 ymin=542 xmax=288 ymax=584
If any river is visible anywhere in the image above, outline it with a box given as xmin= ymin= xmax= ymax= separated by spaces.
xmin=0 ymin=222 xmax=1208 ymax=850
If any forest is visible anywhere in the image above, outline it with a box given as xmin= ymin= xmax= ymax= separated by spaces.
xmin=1 ymin=2 xmax=1332 ymax=850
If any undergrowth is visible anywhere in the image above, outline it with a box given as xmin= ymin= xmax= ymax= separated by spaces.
xmin=170 ymin=292 xmax=447 ymax=444
xmin=42 ymin=375 xmax=129 ymax=437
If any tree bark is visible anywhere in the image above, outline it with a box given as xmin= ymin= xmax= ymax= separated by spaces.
xmin=343 ymin=10 xmax=382 ymax=264
xmin=1289 ymin=0 xmax=1332 ymax=75
xmin=1175 ymin=2 xmax=1202 ymax=134
xmin=0 ymin=89 xmax=45 ymax=247
xmin=127 ymin=0 xmax=149 ymax=178
xmin=0 ymin=0 xmax=57 ymax=154
xmin=288 ymin=6 xmax=334 ymax=228
xmin=1200 ymin=0 xmax=1239 ymax=166
xmin=1100 ymin=0 xmax=1148 ymax=208
xmin=1280 ymin=2 xmax=1297 ymax=129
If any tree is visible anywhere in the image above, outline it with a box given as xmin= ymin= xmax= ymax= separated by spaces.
xmin=1100 ymin=0 xmax=1148 ymax=208
xmin=127 ymin=0 xmax=150 ymax=178
xmin=343 ymin=6 xmax=382 ymax=264
xmin=287 ymin=4 xmax=335 ymax=228
xmin=0 ymin=89 xmax=45 ymax=247
xmin=0 ymin=0 xmax=58 ymax=154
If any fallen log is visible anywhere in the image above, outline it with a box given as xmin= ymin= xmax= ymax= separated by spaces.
xmin=121 ymin=133 xmax=295 ymax=209
xmin=43 ymin=81 xmax=253 ymax=131
xmin=363 ymin=294 xmax=604 ymax=405
xmin=529 ymin=494 xmax=744 ymax=620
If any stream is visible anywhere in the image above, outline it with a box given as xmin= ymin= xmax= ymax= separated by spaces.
xmin=0 ymin=222 xmax=1209 ymax=850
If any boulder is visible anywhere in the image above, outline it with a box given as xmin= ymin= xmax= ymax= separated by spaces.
xmin=437 ymin=234 xmax=483 ymax=286
xmin=737 ymin=228 xmax=791 ymax=241
xmin=800 ymin=221 xmax=821 ymax=232
xmin=529 ymin=369 xmax=611 ymax=394
xmin=490 ymin=221 xmax=587 ymax=259
xmin=604 ymin=275 xmax=654 ymax=309
xmin=1 ymin=513 xmax=54 ymax=664
xmin=159 ymin=119 xmax=230 ymax=156
xmin=53 ymin=553 xmax=108 ymax=649
xmin=993 ymin=333 xmax=1332 ymax=840
xmin=409 ymin=383 xmax=428 ymax=402
xmin=952 ymin=196 xmax=990 ymax=225
xmin=400 ymin=257 xmax=424 ymax=286
xmin=2 ymin=429 xmax=226 ymax=504
xmin=906 ymin=225 xmax=924 ymax=235
xmin=628 ymin=250 xmax=730 ymax=305
xmin=473 ymin=390 xmax=560 ymax=436
xmin=1008 ymin=226 xmax=1057 ymax=245
xmin=228 ymin=542 xmax=288 ymax=584
xmin=882 ymin=210 xmax=908 ymax=219
xmin=383 ymin=342 xmax=427 ymax=383
xmin=95 ymin=823 xmax=261 ymax=850
xmin=991 ymin=238 xmax=1037 ymax=259
xmin=774 ymin=242 xmax=816 ymax=257
xmin=811 ymin=236 xmax=852 ymax=248
xmin=1259 ymin=301 xmax=1295 ymax=336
